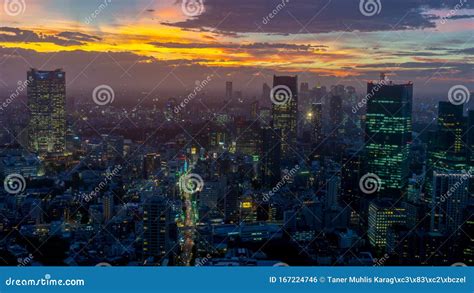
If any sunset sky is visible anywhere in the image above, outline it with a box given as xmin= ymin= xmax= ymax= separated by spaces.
xmin=0 ymin=0 xmax=472 ymax=97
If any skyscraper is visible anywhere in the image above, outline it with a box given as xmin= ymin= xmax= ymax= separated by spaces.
xmin=271 ymin=75 xmax=298 ymax=159
xmin=467 ymin=111 xmax=474 ymax=167
xmin=431 ymin=172 xmax=472 ymax=234
xmin=329 ymin=94 xmax=343 ymax=138
xmin=431 ymin=102 xmax=467 ymax=170
xmin=27 ymin=69 xmax=66 ymax=155
xmin=368 ymin=200 xmax=407 ymax=248
xmin=426 ymin=102 xmax=468 ymax=202
xmin=310 ymin=103 xmax=323 ymax=146
xmin=262 ymin=83 xmax=271 ymax=102
xmin=260 ymin=127 xmax=281 ymax=187
xmin=143 ymin=197 xmax=174 ymax=261
xmin=364 ymin=79 xmax=413 ymax=198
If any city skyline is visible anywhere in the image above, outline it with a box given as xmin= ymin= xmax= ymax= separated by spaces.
xmin=0 ymin=0 xmax=472 ymax=97
xmin=0 ymin=0 xmax=473 ymax=269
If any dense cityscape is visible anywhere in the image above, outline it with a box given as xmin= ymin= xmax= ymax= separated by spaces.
xmin=0 ymin=68 xmax=472 ymax=267
xmin=0 ymin=0 xmax=472 ymax=269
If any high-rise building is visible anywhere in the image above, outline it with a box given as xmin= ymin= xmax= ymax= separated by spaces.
xmin=260 ymin=127 xmax=281 ymax=187
xmin=329 ymin=94 xmax=343 ymax=138
xmin=430 ymin=102 xmax=467 ymax=171
xmin=27 ymin=69 xmax=66 ymax=155
xmin=431 ymin=172 xmax=472 ymax=234
xmin=310 ymin=103 xmax=323 ymax=146
xmin=368 ymin=200 xmax=407 ymax=248
xmin=225 ymin=81 xmax=233 ymax=101
xmin=364 ymin=79 xmax=413 ymax=198
xmin=271 ymin=75 xmax=298 ymax=159
xmin=143 ymin=197 xmax=174 ymax=260
xmin=467 ymin=111 xmax=474 ymax=167
xmin=103 ymin=193 xmax=114 ymax=222
xmin=426 ymin=102 xmax=469 ymax=206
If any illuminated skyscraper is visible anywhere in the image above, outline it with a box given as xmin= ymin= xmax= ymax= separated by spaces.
xmin=426 ymin=102 xmax=469 ymax=208
xmin=467 ymin=111 xmax=474 ymax=167
xmin=27 ymin=69 xmax=66 ymax=155
xmin=271 ymin=75 xmax=298 ymax=159
xmin=364 ymin=80 xmax=413 ymax=198
xmin=329 ymin=94 xmax=343 ymax=138
xmin=431 ymin=172 xmax=472 ymax=234
xmin=368 ymin=200 xmax=407 ymax=248
xmin=310 ymin=103 xmax=323 ymax=146
xmin=429 ymin=102 xmax=467 ymax=171
xmin=143 ymin=197 xmax=174 ymax=261
xmin=260 ymin=127 xmax=281 ymax=187
xmin=262 ymin=83 xmax=271 ymax=102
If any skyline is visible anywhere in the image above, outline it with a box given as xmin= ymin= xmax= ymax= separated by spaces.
xmin=0 ymin=0 xmax=473 ymax=97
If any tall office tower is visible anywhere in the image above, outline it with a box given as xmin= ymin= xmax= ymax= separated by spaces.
xmin=325 ymin=176 xmax=341 ymax=209
xmin=467 ymin=111 xmax=474 ymax=167
xmin=225 ymin=81 xmax=233 ymax=101
xmin=426 ymin=102 xmax=468 ymax=198
xmin=262 ymin=83 xmax=271 ymax=102
xmin=431 ymin=102 xmax=467 ymax=170
xmin=260 ymin=127 xmax=281 ymax=187
xmin=368 ymin=200 xmax=407 ymax=248
xmin=431 ymin=172 xmax=472 ymax=234
xmin=310 ymin=103 xmax=323 ymax=146
xmin=103 ymin=193 xmax=114 ymax=222
xmin=329 ymin=94 xmax=343 ymax=137
xmin=299 ymin=82 xmax=310 ymax=112
xmin=341 ymin=149 xmax=363 ymax=219
xmin=27 ymin=69 xmax=66 ymax=155
xmin=364 ymin=79 xmax=413 ymax=198
xmin=143 ymin=197 xmax=174 ymax=260
xmin=271 ymin=75 xmax=298 ymax=159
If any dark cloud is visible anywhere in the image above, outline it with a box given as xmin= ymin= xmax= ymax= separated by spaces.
xmin=149 ymin=41 xmax=327 ymax=50
xmin=56 ymin=32 xmax=102 ymax=43
xmin=164 ymin=0 xmax=471 ymax=35
xmin=0 ymin=27 xmax=101 ymax=46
